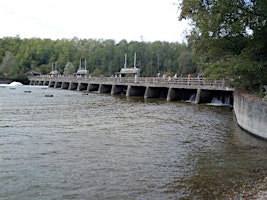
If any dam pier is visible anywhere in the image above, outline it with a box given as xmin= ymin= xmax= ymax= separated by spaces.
xmin=29 ymin=76 xmax=234 ymax=105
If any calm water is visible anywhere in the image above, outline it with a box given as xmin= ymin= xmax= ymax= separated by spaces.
xmin=0 ymin=84 xmax=266 ymax=200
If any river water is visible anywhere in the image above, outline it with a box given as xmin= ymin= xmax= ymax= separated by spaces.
xmin=0 ymin=83 xmax=266 ymax=200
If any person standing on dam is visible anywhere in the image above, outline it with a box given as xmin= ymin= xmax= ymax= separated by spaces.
xmin=188 ymin=74 xmax=192 ymax=85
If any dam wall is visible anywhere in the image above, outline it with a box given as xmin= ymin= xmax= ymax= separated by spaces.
xmin=234 ymin=90 xmax=267 ymax=140
xmin=29 ymin=76 xmax=234 ymax=106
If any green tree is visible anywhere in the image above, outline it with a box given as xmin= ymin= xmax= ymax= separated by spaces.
xmin=63 ymin=62 xmax=76 ymax=76
xmin=179 ymin=0 xmax=267 ymax=93
xmin=178 ymin=51 xmax=197 ymax=75
xmin=91 ymin=68 xmax=102 ymax=76
xmin=0 ymin=51 xmax=19 ymax=78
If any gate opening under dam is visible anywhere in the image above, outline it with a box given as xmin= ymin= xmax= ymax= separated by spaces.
xmin=29 ymin=76 xmax=234 ymax=105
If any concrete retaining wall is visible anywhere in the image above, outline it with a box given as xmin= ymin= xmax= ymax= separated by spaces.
xmin=234 ymin=90 xmax=267 ymax=139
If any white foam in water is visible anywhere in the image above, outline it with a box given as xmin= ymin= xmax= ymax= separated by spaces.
xmin=211 ymin=97 xmax=223 ymax=104
xmin=8 ymin=81 xmax=23 ymax=86
xmin=224 ymin=96 xmax=231 ymax=105
xmin=206 ymin=97 xmax=225 ymax=106
xmin=189 ymin=94 xmax=196 ymax=102
xmin=184 ymin=94 xmax=196 ymax=103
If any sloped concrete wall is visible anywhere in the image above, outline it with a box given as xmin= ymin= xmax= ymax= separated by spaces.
xmin=234 ymin=90 xmax=267 ymax=139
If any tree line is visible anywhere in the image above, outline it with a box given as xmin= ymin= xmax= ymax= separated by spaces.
xmin=0 ymin=37 xmax=198 ymax=80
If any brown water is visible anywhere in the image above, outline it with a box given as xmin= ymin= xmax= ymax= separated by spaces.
xmin=0 ymin=84 xmax=266 ymax=199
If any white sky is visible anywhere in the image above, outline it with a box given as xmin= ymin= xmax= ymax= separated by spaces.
xmin=1 ymin=0 xmax=190 ymax=43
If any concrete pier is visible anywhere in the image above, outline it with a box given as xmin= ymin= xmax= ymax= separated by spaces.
xmin=98 ymin=84 xmax=112 ymax=94
xmin=77 ymin=82 xmax=88 ymax=91
xmin=111 ymin=85 xmax=125 ymax=95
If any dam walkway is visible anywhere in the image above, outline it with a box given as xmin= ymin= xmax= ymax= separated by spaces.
xmin=29 ymin=76 xmax=234 ymax=105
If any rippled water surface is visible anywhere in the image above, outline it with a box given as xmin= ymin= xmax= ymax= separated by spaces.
xmin=0 ymin=84 xmax=266 ymax=199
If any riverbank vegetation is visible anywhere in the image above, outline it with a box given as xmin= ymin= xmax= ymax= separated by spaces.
xmin=178 ymin=0 xmax=267 ymax=97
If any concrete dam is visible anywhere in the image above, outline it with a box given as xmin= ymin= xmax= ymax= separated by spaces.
xmin=29 ymin=76 xmax=234 ymax=105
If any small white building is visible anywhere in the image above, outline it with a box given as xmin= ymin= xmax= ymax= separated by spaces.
xmin=50 ymin=62 xmax=59 ymax=77
xmin=50 ymin=70 xmax=59 ymax=77
xmin=117 ymin=52 xmax=140 ymax=81
xmin=76 ymin=69 xmax=89 ymax=78
xmin=76 ymin=58 xmax=89 ymax=78
xmin=119 ymin=68 xmax=140 ymax=77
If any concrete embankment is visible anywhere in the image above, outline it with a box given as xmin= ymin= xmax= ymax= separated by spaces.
xmin=234 ymin=90 xmax=267 ymax=140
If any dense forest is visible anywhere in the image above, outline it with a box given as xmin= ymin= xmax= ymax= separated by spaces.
xmin=0 ymin=37 xmax=198 ymax=80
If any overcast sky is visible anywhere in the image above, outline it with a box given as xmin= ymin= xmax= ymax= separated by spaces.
xmin=1 ymin=0 xmax=190 ymax=43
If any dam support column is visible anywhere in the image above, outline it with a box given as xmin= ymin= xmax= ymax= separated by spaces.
xmin=195 ymin=88 xmax=202 ymax=104
xmin=48 ymin=81 xmax=55 ymax=87
xmin=68 ymin=82 xmax=78 ymax=90
xmin=77 ymin=82 xmax=82 ymax=91
xmin=68 ymin=82 xmax=73 ymax=90
xmin=111 ymin=84 xmax=120 ymax=95
xmin=167 ymin=87 xmax=175 ymax=101
xmin=126 ymin=85 xmax=131 ymax=97
xmin=54 ymin=81 xmax=62 ymax=88
xmin=144 ymin=86 xmax=150 ymax=99
xmin=98 ymin=84 xmax=103 ymax=93
xmin=87 ymin=84 xmax=90 ymax=92
xmin=111 ymin=85 xmax=116 ymax=95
